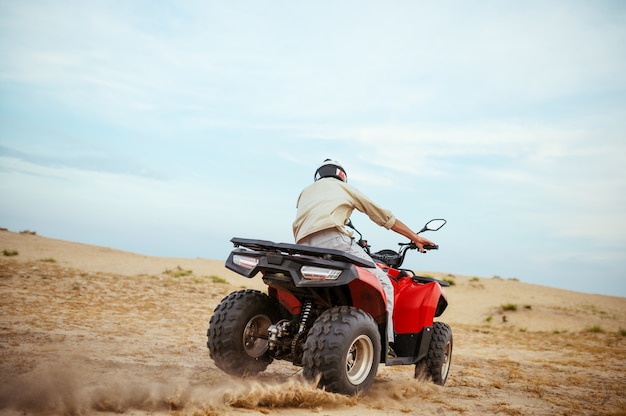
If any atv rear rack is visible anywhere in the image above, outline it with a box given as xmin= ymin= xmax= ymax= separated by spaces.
xmin=230 ymin=237 xmax=376 ymax=268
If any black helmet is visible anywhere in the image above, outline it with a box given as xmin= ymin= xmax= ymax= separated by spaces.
xmin=314 ymin=159 xmax=347 ymax=182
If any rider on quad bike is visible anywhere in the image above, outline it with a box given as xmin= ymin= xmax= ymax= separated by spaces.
xmin=293 ymin=159 xmax=437 ymax=356
xmin=207 ymin=160 xmax=452 ymax=395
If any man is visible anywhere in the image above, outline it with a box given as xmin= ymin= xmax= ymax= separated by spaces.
xmin=293 ymin=159 xmax=436 ymax=354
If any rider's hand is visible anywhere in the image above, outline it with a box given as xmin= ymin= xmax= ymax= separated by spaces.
xmin=414 ymin=236 xmax=436 ymax=253
xmin=391 ymin=219 xmax=437 ymax=252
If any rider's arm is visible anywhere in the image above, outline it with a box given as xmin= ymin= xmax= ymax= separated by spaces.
xmin=391 ymin=219 xmax=435 ymax=252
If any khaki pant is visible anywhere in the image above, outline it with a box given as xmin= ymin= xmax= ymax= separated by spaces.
xmin=298 ymin=229 xmax=395 ymax=343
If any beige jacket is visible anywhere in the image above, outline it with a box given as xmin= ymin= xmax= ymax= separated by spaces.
xmin=293 ymin=178 xmax=396 ymax=243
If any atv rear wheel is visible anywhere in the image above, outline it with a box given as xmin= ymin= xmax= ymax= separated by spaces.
xmin=415 ymin=321 xmax=453 ymax=385
xmin=303 ymin=306 xmax=381 ymax=395
xmin=207 ymin=289 xmax=280 ymax=377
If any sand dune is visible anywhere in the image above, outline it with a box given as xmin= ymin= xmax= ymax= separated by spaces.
xmin=1 ymin=230 xmax=624 ymax=415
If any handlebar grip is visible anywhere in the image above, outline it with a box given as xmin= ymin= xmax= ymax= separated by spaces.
xmin=423 ymin=244 xmax=439 ymax=250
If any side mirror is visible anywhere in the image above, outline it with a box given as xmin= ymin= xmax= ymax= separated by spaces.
xmin=418 ymin=219 xmax=446 ymax=233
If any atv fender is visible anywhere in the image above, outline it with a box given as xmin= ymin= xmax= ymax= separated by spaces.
xmin=393 ymin=281 xmax=444 ymax=334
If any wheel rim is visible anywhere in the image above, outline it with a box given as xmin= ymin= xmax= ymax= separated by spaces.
xmin=346 ymin=335 xmax=375 ymax=386
xmin=242 ymin=314 xmax=271 ymax=358
xmin=440 ymin=340 xmax=452 ymax=380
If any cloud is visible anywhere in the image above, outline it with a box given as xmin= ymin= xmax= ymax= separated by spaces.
xmin=2 ymin=1 xmax=624 ymax=132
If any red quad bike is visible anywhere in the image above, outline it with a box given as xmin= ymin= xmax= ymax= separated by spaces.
xmin=206 ymin=219 xmax=452 ymax=396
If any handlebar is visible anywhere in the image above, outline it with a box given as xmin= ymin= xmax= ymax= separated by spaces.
xmin=351 ymin=218 xmax=445 ymax=268
xmin=399 ymin=242 xmax=439 ymax=251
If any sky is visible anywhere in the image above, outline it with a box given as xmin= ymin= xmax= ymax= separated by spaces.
xmin=1 ymin=1 xmax=625 ymax=297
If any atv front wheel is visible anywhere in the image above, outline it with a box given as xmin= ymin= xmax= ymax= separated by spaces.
xmin=415 ymin=321 xmax=453 ymax=385
xmin=207 ymin=289 xmax=280 ymax=376
xmin=303 ymin=306 xmax=381 ymax=395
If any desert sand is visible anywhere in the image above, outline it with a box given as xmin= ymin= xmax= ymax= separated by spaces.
xmin=1 ymin=229 xmax=624 ymax=415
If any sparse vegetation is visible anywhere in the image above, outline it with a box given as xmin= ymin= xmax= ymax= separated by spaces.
xmin=441 ymin=273 xmax=455 ymax=286
xmin=210 ymin=275 xmax=228 ymax=284
xmin=40 ymin=257 xmax=56 ymax=263
xmin=19 ymin=230 xmax=36 ymax=235
xmin=583 ymin=304 xmax=609 ymax=317
xmin=586 ymin=325 xmax=605 ymax=333
xmin=486 ymin=316 xmax=493 ymax=323
xmin=470 ymin=277 xmax=480 ymax=282
xmin=502 ymin=303 xmax=518 ymax=312
xmin=619 ymin=329 xmax=626 ymax=337
xmin=3 ymin=249 xmax=18 ymax=256
xmin=164 ymin=266 xmax=193 ymax=277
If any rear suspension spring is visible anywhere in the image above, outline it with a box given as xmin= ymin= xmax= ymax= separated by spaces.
xmin=291 ymin=300 xmax=313 ymax=353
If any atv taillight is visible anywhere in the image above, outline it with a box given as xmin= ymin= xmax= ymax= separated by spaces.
xmin=301 ymin=266 xmax=341 ymax=281
xmin=233 ymin=254 xmax=259 ymax=270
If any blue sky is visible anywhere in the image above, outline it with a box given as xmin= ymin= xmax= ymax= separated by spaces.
xmin=1 ymin=1 xmax=625 ymax=297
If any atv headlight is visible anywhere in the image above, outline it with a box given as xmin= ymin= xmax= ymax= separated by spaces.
xmin=301 ymin=266 xmax=341 ymax=281
xmin=233 ymin=254 xmax=259 ymax=270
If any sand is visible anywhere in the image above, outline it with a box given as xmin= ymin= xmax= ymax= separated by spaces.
xmin=1 ymin=230 xmax=624 ymax=415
